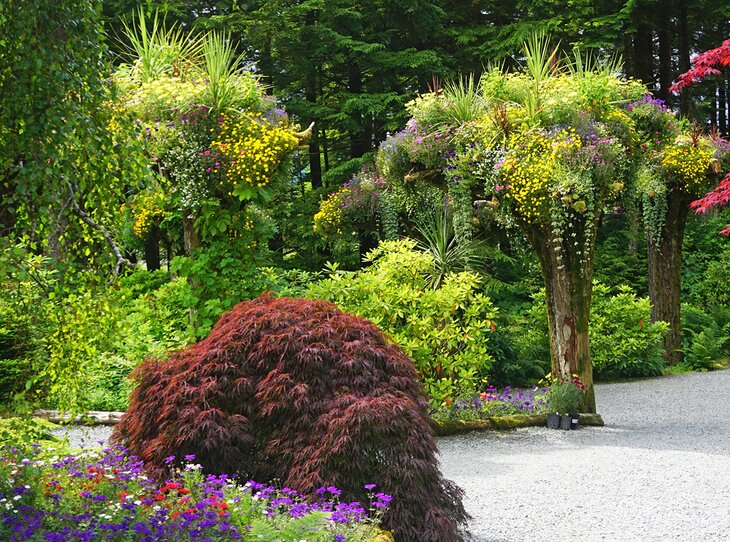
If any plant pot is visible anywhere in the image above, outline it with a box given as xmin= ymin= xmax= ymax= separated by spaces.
xmin=559 ymin=415 xmax=572 ymax=430
xmin=547 ymin=413 xmax=561 ymax=429
xmin=570 ymin=412 xmax=580 ymax=430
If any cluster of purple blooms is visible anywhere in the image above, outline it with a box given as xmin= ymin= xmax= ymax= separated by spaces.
xmin=440 ymin=386 xmax=548 ymax=420
xmin=625 ymin=94 xmax=671 ymax=112
xmin=0 ymin=444 xmax=389 ymax=541
xmin=338 ymin=174 xmax=385 ymax=224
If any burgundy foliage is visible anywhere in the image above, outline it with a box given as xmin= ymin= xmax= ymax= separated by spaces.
xmin=112 ymin=293 xmax=469 ymax=542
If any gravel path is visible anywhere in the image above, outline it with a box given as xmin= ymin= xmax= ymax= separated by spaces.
xmin=438 ymin=369 xmax=730 ymax=542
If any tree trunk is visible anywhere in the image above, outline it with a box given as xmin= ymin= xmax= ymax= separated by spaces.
xmin=524 ymin=223 xmax=597 ymax=413
xmin=622 ymin=31 xmax=634 ymax=79
xmin=304 ymin=9 xmax=322 ymax=188
xmin=348 ymin=66 xmax=369 ymax=158
xmin=144 ymin=225 xmax=160 ymax=271
xmin=657 ymin=9 xmax=673 ymax=105
xmin=183 ymin=212 xmax=200 ymax=255
xmin=719 ymin=78 xmax=727 ymax=136
xmin=0 ymin=171 xmax=16 ymax=236
xmin=634 ymin=22 xmax=654 ymax=88
xmin=647 ymin=189 xmax=691 ymax=365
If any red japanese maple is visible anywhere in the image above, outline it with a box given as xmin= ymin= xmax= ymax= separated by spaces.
xmin=690 ymin=173 xmax=730 ymax=235
xmin=671 ymin=36 xmax=730 ymax=235
xmin=670 ymin=37 xmax=730 ymax=93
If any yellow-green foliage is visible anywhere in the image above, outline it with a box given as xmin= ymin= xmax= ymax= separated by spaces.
xmin=307 ymin=239 xmax=497 ymax=407
xmin=116 ymin=75 xmax=207 ymax=122
xmin=0 ymin=418 xmax=58 ymax=450
xmin=211 ymin=112 xmax=298 ymax=195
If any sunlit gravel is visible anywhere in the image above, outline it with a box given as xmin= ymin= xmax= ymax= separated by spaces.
xmin=437 ymin=369 xmax=730 ymax=542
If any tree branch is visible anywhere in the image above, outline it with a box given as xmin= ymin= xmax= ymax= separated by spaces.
xmin=67 ymin=182 xmax=134 ymax=275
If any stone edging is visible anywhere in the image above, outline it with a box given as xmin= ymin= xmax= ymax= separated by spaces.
xmin=33 ymin=410 xmax=125 ymax=425
xmin=431 ymin=413 xmax=604 ymax=436
xmin=32 ymin=409 xmax=604 ymax=435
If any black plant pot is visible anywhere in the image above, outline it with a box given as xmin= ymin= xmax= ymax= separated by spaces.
xmin=570 ymin=412 xmax=581 ymax=430
xmin=559 ymin=415 xmax=572 ymax=430
xmin=547 ymin=413 xmax=561 ymax=429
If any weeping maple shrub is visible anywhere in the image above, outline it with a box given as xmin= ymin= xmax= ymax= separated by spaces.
xmin=112 ymin=293 xmax=468 ymax=542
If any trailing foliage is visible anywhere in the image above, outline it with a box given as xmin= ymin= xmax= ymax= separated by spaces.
xmin=0 ymin=0 xmax=149 ymax=274
xmin=113 ymin=294 xmax=468 ymax=542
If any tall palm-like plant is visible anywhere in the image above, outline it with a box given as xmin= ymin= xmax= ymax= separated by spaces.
xmin=415 ymin=207 xmax=484 ymax=289
xmin=437 ymin=74 xmax=486 ymax=126
xmin=522 ymin=32 xmax=561 ymax=124
xmin=120 ymin=9 xmax=202 ymax=83
xmin=200 ymin=31 xmax=259 ymax=113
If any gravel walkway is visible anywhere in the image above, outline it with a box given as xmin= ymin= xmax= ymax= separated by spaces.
xmin=438 ymin=369 xmax=730 ymax=542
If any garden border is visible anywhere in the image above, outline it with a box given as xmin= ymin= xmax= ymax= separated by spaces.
xmin=432 ymin=413 xmax=604 ymax=436
xmin=32 ymin=409 xmax=605 ymax=436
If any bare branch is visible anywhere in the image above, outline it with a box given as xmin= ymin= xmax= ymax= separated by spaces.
xmin=67 ymin=182 xmax=134 ymax=275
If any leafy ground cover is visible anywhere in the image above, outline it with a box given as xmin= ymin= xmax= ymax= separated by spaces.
xmin=0 ymin=444 xmax=388 ymax=541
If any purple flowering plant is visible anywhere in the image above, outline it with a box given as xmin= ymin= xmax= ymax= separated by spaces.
xmin=0 ymin=445 xmax=389 ymax=541
xmin=433 ymin=385 xmax=548 ymax=421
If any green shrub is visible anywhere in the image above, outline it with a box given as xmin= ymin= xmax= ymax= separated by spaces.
xmin=545 ymin=379 xmax=585 ymax=415
xmin=589 ymin=283 xmax=668 ymax=380
xmin=503 ymin=289 xmax=552 ymax=385
xmin=0 ymin=417 xmax=58 ymax=449
xmin=681 ymin=303 xmax=730 ymax=370
xmin=307 ymin=239 xmax=497 ymax=407
xmin=511 ymin=283 xmax=667 ymax=381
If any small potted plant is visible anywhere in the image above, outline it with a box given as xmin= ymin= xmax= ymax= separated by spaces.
xmin=545 ymin=375 xmax=585 ymax=430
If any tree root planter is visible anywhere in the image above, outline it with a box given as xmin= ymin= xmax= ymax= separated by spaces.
xmin=432 ymin=413 xmax=603 ymax=436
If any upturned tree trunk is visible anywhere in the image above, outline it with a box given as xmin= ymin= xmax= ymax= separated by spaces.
xmin=647 ymin=189 xmax=691 ymax=365
xmin=524 ymin=221 xmax=597 ymax=413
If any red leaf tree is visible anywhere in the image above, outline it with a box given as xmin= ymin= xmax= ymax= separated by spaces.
xmin=672 ymin=36 xmax=730 ymax=235
xmin=112 ymin=293 xmax=469 ymax=542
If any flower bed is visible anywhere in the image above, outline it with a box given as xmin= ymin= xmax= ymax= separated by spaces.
xmin=430 ymin=385 xmax=604 ymax=435
xmin=0 ymin=445 xmax=389 ymax=541
xmin=433 ymin=386 xmax=549 ymax=421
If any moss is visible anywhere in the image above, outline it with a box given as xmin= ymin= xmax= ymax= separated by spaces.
xmin=432 ymin=413 xmax=604 ymax=436
xmin=369 ymin=529 xmax=395 ymax=542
